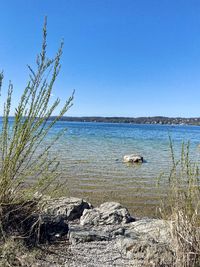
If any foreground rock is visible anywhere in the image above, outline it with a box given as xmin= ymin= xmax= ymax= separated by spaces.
xmin=67 ymin=201 xmax=173 ymax=266
xmin=123 ymin=154 xmax=143 ymax=163
xmin=27 ymin=197 xmax=175 ymax=266
xmin=67 ymin=218 xmax=174 ymax=266
xmin=80 ymin=202 xmax=134 ymax=226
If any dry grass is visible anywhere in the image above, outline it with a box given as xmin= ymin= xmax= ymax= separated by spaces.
xmin=0 ymin=237 xmax=41 ymax=267
xmin=160 ymin=139 xmax=200 ymax=267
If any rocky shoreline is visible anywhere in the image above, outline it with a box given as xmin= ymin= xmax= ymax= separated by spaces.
xmin=28 ymin=197 xmax=175 ymax=267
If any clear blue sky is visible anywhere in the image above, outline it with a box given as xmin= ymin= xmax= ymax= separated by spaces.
xmin=1 ymin=0 xmax=200 ymax=117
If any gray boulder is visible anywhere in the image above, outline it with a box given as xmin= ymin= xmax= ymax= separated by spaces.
xmin=124 ymin=219 xmax=171 ymax=243
xmin=40 ymin=197 xmax=92 ymax=221
xmin=80 ymin=202 xmax=134 ymax=226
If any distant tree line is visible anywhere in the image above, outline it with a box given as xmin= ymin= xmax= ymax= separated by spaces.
xmin=48 ymin=116 xmax=200 ymax=125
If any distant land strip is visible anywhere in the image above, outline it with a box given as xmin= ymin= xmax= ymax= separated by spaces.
xmin=48 ymin=116 xmax=200 ymax=126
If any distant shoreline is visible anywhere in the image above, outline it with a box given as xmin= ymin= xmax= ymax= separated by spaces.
xmin=1 ymin=116 xmax=200 ymax=126
xmin=48 ymin=116 xmax=200 ymax=126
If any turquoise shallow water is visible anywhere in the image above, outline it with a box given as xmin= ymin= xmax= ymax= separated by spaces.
xmin=46 ymin=122 xmax=200 ymax=216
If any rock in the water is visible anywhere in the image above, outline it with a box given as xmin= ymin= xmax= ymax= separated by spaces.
xmin=80 ymin=202 xmax=134 ymax=226
xmin=123 ymin=154 xmax=143 ymax=163
xmin=40 ymin=197 xmax=92 ymax=221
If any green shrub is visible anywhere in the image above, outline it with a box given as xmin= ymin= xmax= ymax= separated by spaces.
xmin=0 ymin=18 xmax=73 ymax=239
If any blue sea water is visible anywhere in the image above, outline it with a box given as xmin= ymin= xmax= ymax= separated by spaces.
xmin=2 ymin=119 xmax=200 ymax=216
xmin=47 ymin=122 xmax=200 ymax=216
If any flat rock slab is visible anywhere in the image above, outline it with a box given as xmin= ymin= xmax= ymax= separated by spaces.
xmin=69 ymin=226 xmax=110 ymax=244
xmin=69 ymin=219 xmax=171 ymax=245
xmin=69 ymin=224 xmax=128 ymax=244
